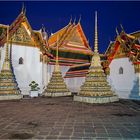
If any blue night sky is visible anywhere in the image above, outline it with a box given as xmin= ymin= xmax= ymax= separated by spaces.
xmin=0 ymin=1 xmax=140 ymax=53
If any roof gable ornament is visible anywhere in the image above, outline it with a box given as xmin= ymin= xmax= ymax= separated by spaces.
xmin=69 ymin=15 xmax=72 ymax=24
xmin=41 ymin=24 xmax=48 ymax=41
xmin=78 ymin=15 xmax=81 ymax=23
xmin=120 ymin=24 xmax=125 ymax=32
xmin=73 ymin=17 xmax=76 ymax=25
xmin=21 ymin=3 xmax=26 ymax=15
xmin=116 ymin=27 xmax=119 ymax=36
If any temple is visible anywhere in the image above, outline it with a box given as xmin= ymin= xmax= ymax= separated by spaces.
xmin=0 ymin=6 xmax=140 ymax=100
xmin=0 ymin=8 xmax=51 ymax=96
xmin=104 ymin=28 xmax=140 ymax=100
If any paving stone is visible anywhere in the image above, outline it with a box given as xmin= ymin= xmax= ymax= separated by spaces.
xmin=0 ymin=97 xmax=139 ymax=139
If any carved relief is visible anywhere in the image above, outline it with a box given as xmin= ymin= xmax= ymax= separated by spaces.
xmin=12 ymin=24 xmax=34 ymax=46
xmin=68 ymin=29 xmax=83 ymax=45
xmin=114 ymin=44 xmax=127 ymax=59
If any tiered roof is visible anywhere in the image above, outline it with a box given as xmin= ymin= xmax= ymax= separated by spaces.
xmin=48 ymin=21 xmax=93 ymax=66
xmin=64 ymin=54 xmax=107 ymax=78
xmin=0 ymin=8 xmax=51 ymax=57
xmin=104 ymin=29 xmax=140 ymax=69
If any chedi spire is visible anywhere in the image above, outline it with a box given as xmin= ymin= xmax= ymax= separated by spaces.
xmin=74 ymin=12 xmax=119 ymax=103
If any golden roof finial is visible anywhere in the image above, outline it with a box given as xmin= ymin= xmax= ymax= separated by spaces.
xmin=120 ymin=24 xmax=125 ymax=32
xmin=5 ymin=25 xmax=9 ymax=61
xmin=54 ymin=35 xmax=60 ymax=72
xmin=69 ymin=15 xmax=72 ymax=24
xmin=73 ymin=17 xmax=76 ymax=25
xmin=94 ymin=11 xmax=98 ymax=53
xmin=21 ymin=3 xmax=26 ymax=14
xmin=116 ymin=27 xmax=119 ymax=36
xmin=78 ymin=15 xmax=81 ymax=23
xmin=56 ymin=35 xmax=59 ymax=65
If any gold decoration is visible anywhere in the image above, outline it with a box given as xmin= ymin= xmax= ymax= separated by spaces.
xmin=12 ymin=24 xmax=34 ymax=46
xmin=44 ymin=35 xmax=71 ymax=97
xmin=40 ymin=54 xmax=43 ymax=62
xmin=78 ymin=12 xmax=118 ymax=98
xmin=105 ymin=67 xmax=110 ymax=75
xmin=134 ymin=64 xmax=140 ymax=73
xmin=0 ymin=27 xmax=21 ymax=95
xmin=43 ymin=55 xmax=48 ymax=63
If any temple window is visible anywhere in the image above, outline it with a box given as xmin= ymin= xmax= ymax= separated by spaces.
xmin=119 ymin=67 xmax=123 ymax=74
xmin=19 ymin=57 xmax=24 ymax=64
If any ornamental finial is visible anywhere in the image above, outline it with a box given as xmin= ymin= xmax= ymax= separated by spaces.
xmin=94 ymin=11 xmax=98 ymax=53
xmin=78 ymin=15 xmax=81 ymax=23
xmin=56 ymin=35 xmax=59 ymax=65
xmin=120 ymin=24 xmax=125 ymax=32
xmin=116 ymin=27 xmax=119 ymax=36
xmin=54 ymin=35 xmax=60 ymax=72
xmin=21 ymin=3 xmax=26 ymax=14
xmin=73 ymin=17 xmax=76 ymax=24
xmin=69 ymin=15 xmax=72 ymax=24
xmin=5 ymin=25 xmax=9 ymax=61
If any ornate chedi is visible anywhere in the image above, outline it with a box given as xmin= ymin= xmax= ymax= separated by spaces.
xmin=0 ymin=27 xmax=22 ymax=100
xmin=74 ymin=12 xmax=119 ymax=103
xmin=44 ymin=37 xmax=71 ymax=97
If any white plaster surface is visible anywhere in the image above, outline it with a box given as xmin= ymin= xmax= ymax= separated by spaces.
xmin=11 ymin=45 xmax=42 ymax=95
xmin=65 ymin=77 xmax=85 ymax=93
xmin=108 ymin=58 xmax=137 ymax=99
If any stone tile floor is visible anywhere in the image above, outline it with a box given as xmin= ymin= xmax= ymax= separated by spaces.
xmin=0 ymin=96 xmax=140 ymax=140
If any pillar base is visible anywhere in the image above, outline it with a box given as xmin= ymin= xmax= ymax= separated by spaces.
xmin=74 ymin=95 xmax=119 ymax=104
xmin=44 ymin=92 xmax=71 ymax=97
xmin=0 ymin=94 xmax=23 ymax=100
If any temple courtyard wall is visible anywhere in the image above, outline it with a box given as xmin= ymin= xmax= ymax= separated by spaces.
xmin=108 ymin=57 xmax=140 ymax=100
xmin=1 ymin=45 xmax=140 ymax=100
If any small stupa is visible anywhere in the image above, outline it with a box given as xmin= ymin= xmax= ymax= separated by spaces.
xmin=44 ymin=36 xmax=71 ymax=97
xmin=0 ymin=26 xmax=22 ymax=100
xmin=74 ymin=12 xmax=119 ymax=103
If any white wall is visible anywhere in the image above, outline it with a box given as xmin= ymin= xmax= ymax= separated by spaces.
xmin=11 ymin=44 xmax=42 ymax=95
xmin=47 ymin=64 xmax=85 ymax=92
xmin=129 ymin=73 xmax=140 ymax=100
xmin=47 ymin=64 xmax=70 ymax=83
xmin=108 ymin=57 xmax=136 ymax=99
xmin=65 ymin=77 xmax=85 ymax=92
xmin=47 ymin=64 xmax=70 ymax=82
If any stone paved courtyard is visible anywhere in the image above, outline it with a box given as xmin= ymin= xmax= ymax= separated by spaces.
xmin=0 ymin=97 xmax=140 ymax=140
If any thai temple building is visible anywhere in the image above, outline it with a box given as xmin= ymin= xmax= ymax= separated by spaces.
xmin=105 ymin=28 xmax=140 ymax=100
xmin=0 ymin=6 xmax=140 ymax=100
xmin=0 ymin=8 xmax=51 ymax=95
